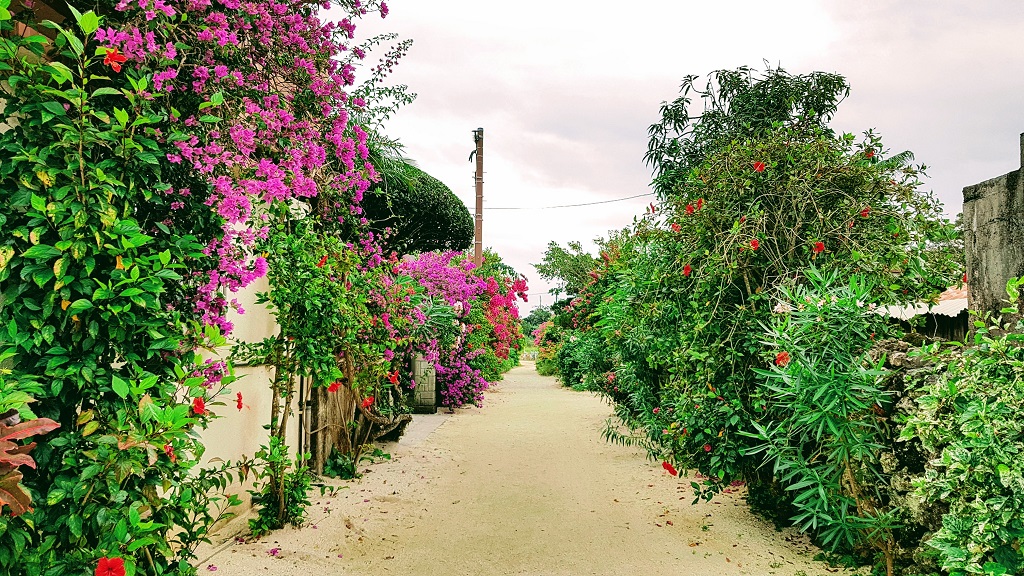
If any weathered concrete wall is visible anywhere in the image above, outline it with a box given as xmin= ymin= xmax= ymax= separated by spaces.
xmin=963 ymin=133 xmax=1024 ymax=318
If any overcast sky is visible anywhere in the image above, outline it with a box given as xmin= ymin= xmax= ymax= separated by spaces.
xmin=347 ymin=1 xmax=1024 ymax=311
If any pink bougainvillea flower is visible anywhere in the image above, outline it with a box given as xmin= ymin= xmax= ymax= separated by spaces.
xmin=860 ymin=206 xmax=871 ymax=218
xmin=662 ymin=461 xmax=678 ymax=476
xmin=96 ymin=557 xmax=126 ymax=576
xmin=683 ymin=264 xmax=692 ymax=277
xmin=670 ymin=222 xmax=681 ymax=233
xmin=236 ymin=392 xmax=243 ymax=410
xmin=813 ymin=241 xmax=825 ymax=255
xmin=268 ymin=548 xmax=280 ymax=556
xmin=361 ymin=396 xmax=375 ymax=409
xmin=753 ymin=161 xmax=766 ymax=173
xmin=327 ymin=381 xmax=342 ymax=393
xmin=775 ymin=351 xmax=791 ymax=367
xmin=703 ymin=444 xmax=712 ymax=453
xmin=750 ymin=238 xmax=760 ymax=250
xmin=865 ymin=149 xmax=875 ymax=158
xmin=685 ymin=203 xmax=695 ymax=215
xmin=697 ymin=198 xmax=704 ymax=210
xmin=316 ymin=254 xmax=328 ymax=268
xmin=192 ymin=397 xmax=206 ymax=416
xmin=103 ymin=48 xmax=127 ymax=73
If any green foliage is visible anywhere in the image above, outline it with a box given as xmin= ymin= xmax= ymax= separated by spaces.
xmin=521 ymin=306 xmax=552 ymax=340
xmin=363 ymin=163 xmax=473 ymax=256
xmin=901 ymin=279 xmax=1024 ymax=576
xmin=248 ymin=437 xmax=312 ymax=537
xmin=749 ymin=270 xmax=898 ymax=569
xmin=321 ymin=445 xmax=391 ymax=480
xmin=533 ymin=241 xmax=600 ymax=297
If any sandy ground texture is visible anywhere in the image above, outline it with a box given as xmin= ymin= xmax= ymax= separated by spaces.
xmin=198 ymin=363 xmax=855 ymax=576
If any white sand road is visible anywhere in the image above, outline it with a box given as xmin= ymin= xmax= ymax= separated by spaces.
xmin=198 ymin=363 xmax=853 ymax=576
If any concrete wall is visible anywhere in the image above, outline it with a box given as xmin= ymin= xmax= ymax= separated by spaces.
xmin=963 ymin=133 xmax=1024 ymax=318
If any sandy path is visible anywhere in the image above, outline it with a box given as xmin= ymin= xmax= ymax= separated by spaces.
xmin=201 ymin=364 xmax=849 ymax=575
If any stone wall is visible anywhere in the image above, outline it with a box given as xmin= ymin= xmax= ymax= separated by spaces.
xmin=963 ymin=133 xmax=1024 ymax=318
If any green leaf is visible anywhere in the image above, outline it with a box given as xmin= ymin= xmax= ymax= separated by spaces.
xmin=30 ymin=193 xmax=46 ymax=211
xmin=22 ymin=245 xmax=60 ymax=259
xmin=77 ymin=10 xmax=99 ymax=35
xmin=91 ymin=87 xmax=121 ymax=97
xmin=112 ymin=375 xmax=129 ymax=398
xmin=66 ymin=299 xmax=93 ymax=315
xmin=40 ymin=101 xmax=66 ymax=116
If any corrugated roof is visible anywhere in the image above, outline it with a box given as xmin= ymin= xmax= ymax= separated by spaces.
xmin=880 ymin=286 xmax=970 ymax=320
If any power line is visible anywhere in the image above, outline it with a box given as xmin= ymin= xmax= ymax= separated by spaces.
xmin=483 ymin=192 xmax=655 ymax=210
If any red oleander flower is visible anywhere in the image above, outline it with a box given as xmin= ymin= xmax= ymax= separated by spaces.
xmin=860 ymin=206 xmax=871 ymax=218
xmin=683 ymin=264 xmax=692 ymax=277
xmin=192 ymin=397 xmax=206 ymax=415
xmin=865 ymin=149 xmax=875 ymax=158
xmin=96 ymin=557 xmax=126 ymax=576
xmin=662 ymin=461 xmax=678 ymax=476
xmin=703 ymin=444 xmax=712 ymax=453
xmin=327 ymin=381 xmax=342 ymax=393
xmin=361 ymin=396 xmax=374 ymax=409
xmin=103 ymin=48 xmax=127 ymax=73
xmin=813 ymin=241 xmax=825 ymax=255
xmin=236 ymin=392 xmax=244 ymax=410
xmin=671 ymin=222 xmax=681 ymax=233
xmin=696 ymin=198 xmax=704 ymax=210
xmin=753 ymin=161 xmax=766 ymax=173
xmin=775 ymin=351 xmax=790 ymax=367
xmin=685 ymin=203 xmax=695 ymax=215
xmin=317 ymin=254 xmax=328 ymax=268
xmin=750 ymin=238 xmax=759 ymax=250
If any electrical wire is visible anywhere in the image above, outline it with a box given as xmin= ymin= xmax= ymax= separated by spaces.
xmin=480 ymin=192 xmax=654 ymax=210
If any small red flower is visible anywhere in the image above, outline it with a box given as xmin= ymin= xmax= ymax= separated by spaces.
xmin=750 ymin=238 xmax=760 ymax=250
xmin=696 ymin=198 xmax=704 ymax=210
xmin=860 ymin=206 xmax=871 ymax=218
xmin=317 ymin=254 xmax=329 ymax=268
xmin=685 ymin=203 xmax=695 ymax=215
xmin=649 ymin=202 xmax=657 ymax=214
xmin=775 ymin=351 xmax=791 ymax=367
xmin=962 ymin=273 xmax=968 ymax=283
xmin=388 ymin=370 xmax=399 ymax=385
xmin=848 ymin=220 xmax=855 ymax=229
xmin=652 ymin=407 xmax=660 ymax=414
xmin=96 ymin=557 xmax=126 ymax=576
xmin=163 ymin=443 xmax=176 ymax=463
xmin=192 ymin=397 xmax=206 ymax=416
xmin=236 ymin=392 xmax=244 ymax=410
xmin=703 ymin=444 xmax=712 ymax=453
xmin=682 ymin=264 xmax=692 ymax=277
xmin=103 ymin=48 xmax=128 ymax=73
xmin=813 ymin=241 xmax=825 ymax=255
xmin=865 ymin=149 xmax=875 ymax=158
xmin=670 ymin=222 xmax=681 ymax=233
xmin=327 ymin=381 xmax=342 ymax=393
xmin=361 ymin=396 xmax=375 ymax=409
xmin=662 ymin=461 xmax=678 ymax=476
xmin=739 ymin=216 xmax=746 ymax=224
xmin=753 ymin=161 xmax=766 ymax=173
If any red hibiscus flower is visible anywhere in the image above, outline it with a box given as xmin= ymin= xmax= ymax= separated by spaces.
xmin=96 ymin=557 xmax=126 ymax=576
xmin=753 ymin=161 xmax=766 ymax=173
xmin=696 ymin=198 xmax=704 ymax=210
xmin=192 ymin=397 xmax=206 ymax=416
xmin=703 ymin=444 xmax=712 ymax=453
xmin=750 ymin=238 xmax=760 ymax=250
xmin=236 ymin=392 xmax=244 ymax=410
xmin=388 ymin=370 xmax=399 ymax=385
xmin=813 ymin=241 xmax=825 ymax=255
xmin=775 ymin=351 xmax=790 ymax=367
xmin=671 ymin=222 xmax=681 ymax=233
xmin=662 ymin=461 xmax=678 ymax=476
xmin=683 ymin=264 xmax=692 ymax=277
xmin=327 ymin=381 xmax=342 ymax=393
xmin=361 ymin=396 xmax=375 ymax=409
xmin=865 ymin=149 xmax=875 ymax=158
xmin=317 ymin=254 xmax=328 ymax=268
xmin=860 ymin=206 xmax=871 ymax=218
xmin=103 ymin=48 xmax=128 ymax=73
xmin=685 ymin=203 xmax=695 ymax=215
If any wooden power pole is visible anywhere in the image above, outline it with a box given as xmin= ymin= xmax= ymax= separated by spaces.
xmin=473 ymin=127 xmax=484 ymax=266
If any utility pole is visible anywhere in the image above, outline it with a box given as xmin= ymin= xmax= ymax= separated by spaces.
xmin=473 ymin=127 xmax=484 ymax=266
